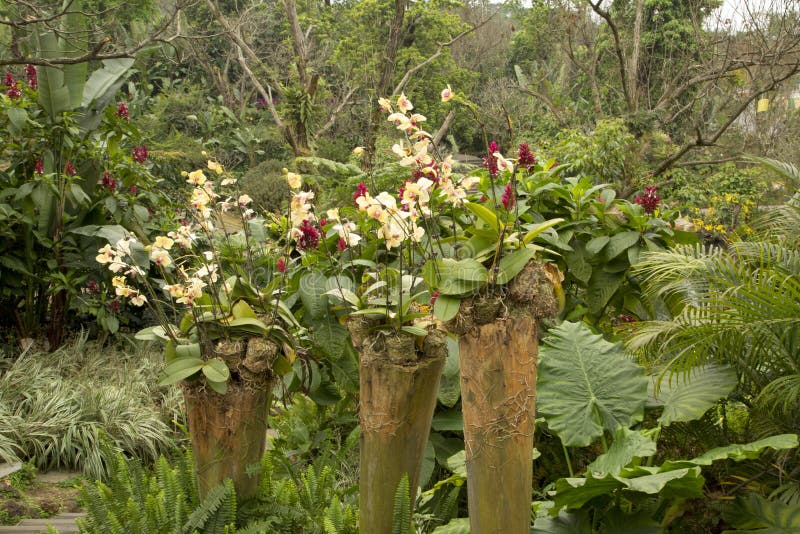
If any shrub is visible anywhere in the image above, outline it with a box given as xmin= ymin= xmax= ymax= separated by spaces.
xmin=239 ymin=160 xmax=292 ymax=214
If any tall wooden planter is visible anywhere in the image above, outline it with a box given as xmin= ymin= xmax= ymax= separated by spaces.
xmin=352 ymin=324 xmax=447 ymax=533
xmin=459 ymin=316 xmax=537 ymax=534
xmin=447 ymin=262 xmax=558 ymax=534
xmin=183 ymin=337 xmax=278 ymax=501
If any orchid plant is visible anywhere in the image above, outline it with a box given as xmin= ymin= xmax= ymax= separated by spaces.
xmin=96 ymin=159 xmax=301 ymax=393
xmin=376 ymin=91 xmax=564 ymax=324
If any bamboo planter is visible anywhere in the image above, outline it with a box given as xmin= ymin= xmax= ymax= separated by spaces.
xmin=183 ymin=336 xmax=279 ymax=501
xmin=351 ymin=323 xmax=447 ymax=533
xmin=447 ymin=262 xmax=559 ymax=534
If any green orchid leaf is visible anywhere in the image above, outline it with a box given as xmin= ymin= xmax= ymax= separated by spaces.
xmin=231 ymin=300 xmax=256 ymax=319
xmin=206 ymin=378 xmax=228 ymax=395
xmin=523 ymin=218 xmax=564 ymax=244
xmin=202 ymin=358 xmax=230 ymax=383
xmin=226 ymin=317 xmax=269 ymax=336
xmin=400 ymin=325 xmax=428 ymax=337
xmin=434 ymin=294 xmax=461 ymax=322
xmin=175 ymin=343 xmax=202 ymax=360
xmin=538 ymin=321 xmax=647 ymax=447
xmin=495 ymin=247 xmax=537 ymax=284
xmin=465 ymin=201 xmax=500 ymax=231
xmin=422 ymin=258 xmax=488 ymax=296
xmin=159 ymin=357 xmax=204 ymax=386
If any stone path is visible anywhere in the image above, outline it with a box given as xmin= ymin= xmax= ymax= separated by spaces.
xmin=0 ymin=513 xmax=85 ymax=533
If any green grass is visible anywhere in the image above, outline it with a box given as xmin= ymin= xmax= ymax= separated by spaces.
xmin=0 ymin=333 xmax=182 ymax=479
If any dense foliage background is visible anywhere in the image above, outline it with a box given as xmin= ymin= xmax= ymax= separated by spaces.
xmin=1 ymin=0 xmax=799 ymax=532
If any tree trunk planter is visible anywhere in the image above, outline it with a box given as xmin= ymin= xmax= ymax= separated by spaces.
xmin=183 ymin=336 xmax=279 ymax=501
xmin=350 ymin=322 xmax=448 ymax=534
xmin=448 ymin=262 xmax=558 ymax=534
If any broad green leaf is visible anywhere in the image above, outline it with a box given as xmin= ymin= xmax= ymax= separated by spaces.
xmin=434 ymin=294 xmax=461 ymax=322
xmin=586 ymin=270 xmax=624 ymax=315
xmin=552 ymin=467 xmax=703 ymax=511
xmin=419 ymin=440 xmax=437 ymax=488
xmin=532 ymin=510 xmax=592 ymax=534
xmin=722 ymin=493 xmax=800 ymax=533
xmin=538 ymin=321 xmax=647 ymax=447
xmin=431 ymin=518 xmax=470 ymax=533
xmin=495 ymin=247 xmax=536 ymax=284
xmin=586 ymin=427 xmax=657 ymax=475
xmin=35 ymin=32 xmax=71 ymax=119
xmin=605 ymin=231 xmax=640 ymax=260
xmin=653 ymin=365 xmax=738 ymax=425
xmin=445 ymin=450 xmax=467 ymax=478
xmin=202 ymin=358 xmax=230 ymax=383
xmin=600 ymin=510 xmax=664 ymax=534
xmin=662 ymin=434 xmax=799 ymax=471
xmin=437 ymin=337 xmax=461 ymax=407
xmin=585 ymin=235 xmax=609 ymax=257
xmin=6 ymin=107 xmax=28 ymax=134
xmin=159 ymin=357 xmax=204 ymax=386
xmin=432 ymin=409 xmax=463 ymax=432
xmin=81 ymin=58 xmax=135 ymax=107
xmin=564 ymin=243 xmax=592 ymax=285
xmin=299 ymin=271 xmax=329 ymax=318
xmin=465 ymin=201 xmax=500 ymax=231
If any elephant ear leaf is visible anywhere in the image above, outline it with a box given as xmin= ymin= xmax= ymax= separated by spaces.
xmin=652 ymin=365 xmax=737 ymax=426
xmin=538 ymin=321 xmax=647 ymax=447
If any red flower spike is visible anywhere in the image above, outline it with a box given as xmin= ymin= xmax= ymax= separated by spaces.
xmin=483 ymin=141 xmax=500 ymax=177
xmin=35 ymin=160 xmax=44 ymax=175
xmin=517 ymin=143 xmax=536 ymax=169
xmin=634 ymin=185 xmax=660 ymax=214
xmin=24 ymin=65 xmax=37 ymax=90
xmin=65 ymin=161 xmax=76 ymax=176
xmin=277 ymin=257 xmax=287 ymax=273
xmin=296 ymin=220 xmax=321 ymax=250
xmin=132 ymin=145 xmax=148 ymax=163
xmin=353 ymin=181 xmax=368 ymax=202
xmin=116 ymin=102 xmax=129 ymax=120
xmin=501 ymin=183 xmax=515 ymax=210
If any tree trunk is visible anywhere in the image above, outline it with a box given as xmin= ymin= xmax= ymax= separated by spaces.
xmin=183 ymin=379 xmax=274 ymax=501
xmin=359 ymin=350 xmax=445 ymax=533
xmin=459 ymin=316 xmax=538 ymax=534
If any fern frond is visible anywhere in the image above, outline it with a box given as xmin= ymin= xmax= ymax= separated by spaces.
xmin=391 ymin=474 xmax=411 ymax=534
xmin=182 ymin=481 xmax=236 ymax=534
